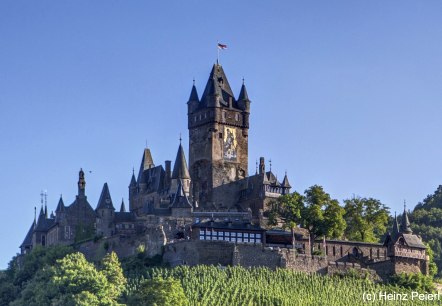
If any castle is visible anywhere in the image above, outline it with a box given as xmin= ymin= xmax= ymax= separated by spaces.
xmin=19 ymin=63 xmax=428 ymax=278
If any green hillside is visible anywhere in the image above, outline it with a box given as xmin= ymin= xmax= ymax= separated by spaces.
xmin=410 ymin=185 xmax=442 ymax=275
xmin=0 ymin=247 xmax=439 ymax=306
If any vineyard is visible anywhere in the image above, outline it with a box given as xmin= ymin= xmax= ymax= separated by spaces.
xmin=124 ymin=266 xmax=440 ymax=305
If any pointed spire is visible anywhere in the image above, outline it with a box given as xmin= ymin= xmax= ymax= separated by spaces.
xmin=96 ymin=183 xmax=115 ymax=210
xmin=238 ymin=82 xmax=250 ymax=102
xmin=281 ymin=172 xmax=291 ymax=188
xmin=400 ymin=202 xmax=412 ymax=234
xmin=129 ymin=168 xmax=137 ymax=187
xmin=392 ymin=211 xmax=399 ymax=238
xmin=120 ymin=198 xmax=126 ymax=213
xmin=172 ymin=143 xmax=190 ymax=179
xmin=188 ymin=82 xmax=199 ymax=102
xmin=171 ymin=179 xmax=192 ymax=208
xmin=55 ymin=195 xmax=66 ymax=213
xmin=34 ymin=206 xmax=37 ymax=227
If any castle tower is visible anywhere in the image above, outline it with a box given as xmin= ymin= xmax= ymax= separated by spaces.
xmin=96 ymin=182 xmax=115 ymax=237
xmin=188 ymin=64 xmax=250 ymax=208
xmin=171 ymin=141 xmax=191 ymax=197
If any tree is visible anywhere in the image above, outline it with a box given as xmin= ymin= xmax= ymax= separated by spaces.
xmin=127 ymin=277 xmax=188 ymax=306
xmin=267 ymin=192 xmax=304 ymax=247
xmin=343 ymin=196 xmax=389 ymax=242
xmin=100 ymin=252 xmax=127 ymax=301
xmin=302 ymin=185 xmax=346 ymax=253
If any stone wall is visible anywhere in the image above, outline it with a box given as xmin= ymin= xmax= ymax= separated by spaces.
xmin=77 ymin=225 xmax=166 ymax=262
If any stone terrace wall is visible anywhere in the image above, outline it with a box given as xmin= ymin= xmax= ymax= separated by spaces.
xmin=163 ymin=241 xmax=329 ymax=273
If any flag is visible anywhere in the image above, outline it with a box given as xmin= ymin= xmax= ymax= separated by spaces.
xmin=217 ymin=43 xmax=227 ymax=50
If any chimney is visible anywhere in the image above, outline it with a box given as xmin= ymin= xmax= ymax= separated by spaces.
xmin=165 ymin=160 xmax=172 ymax=187
xmin=259 ymin=157 xmax=265 ymax=174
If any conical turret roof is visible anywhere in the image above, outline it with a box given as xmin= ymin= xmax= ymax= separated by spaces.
xmin=400 ymin=205 xmax=412 ymax=234
xmin=172 ymin=143 xmax=190 ymax=179
xmin=188 ymin=84 xmax=199 ymax=102
xmin=281 ymin=173 xmax=291 ymax=188
xmin=120 ymin=199 xmax=126 ymax=213
xmin=55 ymin=196 xmax=66 ymax=213
xmin=129 ymin=170 xmax=136 ymax=187
xmin=96 ymin=183 xmax=115 ymax=210
xmin=238 ymin=83 xmax=250 ymax=102
xmin=171 ymin=180 xmax=192 ymax=208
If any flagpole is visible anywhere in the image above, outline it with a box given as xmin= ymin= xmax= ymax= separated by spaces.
xmin=217 ymin=40 xmax=219 ymax=64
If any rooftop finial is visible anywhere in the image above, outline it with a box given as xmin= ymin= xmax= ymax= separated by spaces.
xmin=242 ymin=77 xmax=245 ymax=85
xmin=404 ymin=199 xmax=406 ymax=211
xmin=269 ymin=159 xmax=272 ymax=172
xmin=132 ymin=167 xmax=134 ymax=175
xmin=179 ymin=133 xmax=182 ymax=144
xmin=193 ymin=78 xmax=195 ymax=86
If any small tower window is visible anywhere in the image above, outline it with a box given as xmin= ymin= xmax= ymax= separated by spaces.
xmin=235 ymin=113 xmax=239 ymax=121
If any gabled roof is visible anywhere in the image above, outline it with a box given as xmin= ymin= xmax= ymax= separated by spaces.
xmin=400 ymin=233 xmax=426 ymax=249
xmin=200 ymin=64 xmax=235 ymax=107
xmin=35 ymin=215 xmax=55 ymax=232
xmin=96 ymin=183 xmax=115 ymax=210
xmin=266 ymin=171 xmax=280 ymax=185
xmin=172 ymin=143 xmax=190 ymax=179
xmin=138 ymin=165 xmax=165 ymax=193
xmin=170 ymin=180 xmax=192 ymax=209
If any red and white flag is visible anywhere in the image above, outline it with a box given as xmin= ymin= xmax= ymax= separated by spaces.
xmin=217 ymin=43 xmax=227 ymax=50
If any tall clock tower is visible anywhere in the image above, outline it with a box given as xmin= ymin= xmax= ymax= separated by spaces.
xmin=187 ymin=64 xmax=251 ymax=209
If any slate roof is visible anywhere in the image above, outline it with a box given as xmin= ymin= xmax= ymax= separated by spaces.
xmin=55 ymin=196 xmax=66 ymax=213
xmin=401 ymin=233 xmax=426 ymax=249
xmin=266 ymin=171 xmax=280 ymax=185
xmin=170 ymin=180 xmax=192 ymax=209
xmin=237 ymin=83 xmax=250 ymax=102
xmin=188 ymin=84 xmax=199 ymax=102
xmin=201 ymin=64 xmax=236 ymax=107
xmin=138 ymin=164 xmax=166 ymax=193
xmin=96 ymin=183 xmax=115 ymax=210
xmin=172 ymin=144 xmax=190 ymax=179
xmin=120 ymin=199 xmax=126 ymax=213
xmin=400 ymin=207 xmax=412 ymax=234
xmin=281 ymin=173 xmax=291 ymax=188
xmin=114 ymin=212 xmax=136 ymax=223
xmin=34 ymin=216 xmax=55 ymax=232
xmin=20 ymin=222 xmax=35 ymax=248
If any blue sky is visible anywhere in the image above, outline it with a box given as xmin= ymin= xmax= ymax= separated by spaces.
xmin=1 ymin=1 xmax=442 ymax=268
